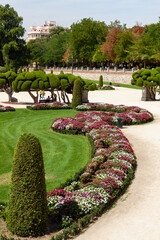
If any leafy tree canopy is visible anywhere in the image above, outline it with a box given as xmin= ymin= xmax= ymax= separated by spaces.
xmin=0 ymin=4 xmax=27 ymax=69
xmin=70 ymin=18 xmax=108 ymax=63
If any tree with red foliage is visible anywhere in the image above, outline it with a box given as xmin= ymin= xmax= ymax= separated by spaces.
xmin=101 ymin=27 xmax=122 ymax=63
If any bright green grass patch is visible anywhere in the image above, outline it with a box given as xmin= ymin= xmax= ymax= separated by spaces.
xmin=0 ymin=109 xmax=90 ymax=202
xmin=93 ymin=80 xmax=142 ymax=90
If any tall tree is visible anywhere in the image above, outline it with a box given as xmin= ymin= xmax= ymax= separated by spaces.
xmin=0 ymin=4 xmax=27 ymax=69
xmin=129 ymin=22 xmax=160 ymax=68
xmin=101 ymin=27 xmax=122 ymax=63
xmin=27 ymin=39 xmax=46 ymax=68
xmin=44 ymin=29 xmax=71 ymax=66
xmin=70 ymin=18 xmax=108 ymax=64
xmin=114 ymin=30 xmax=134 ymax=64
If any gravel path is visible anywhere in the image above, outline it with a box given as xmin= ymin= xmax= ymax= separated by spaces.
xmin=75 ymin=89 xmax=160 ymax=240
xmin=1 ymin=88 xmax=160 ymax=240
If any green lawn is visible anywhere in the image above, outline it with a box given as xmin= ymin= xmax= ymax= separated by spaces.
xmin=93 ymin=80 xmax=142 ymax=90
xmin=0 ymin=109 xmax=90 ymax=202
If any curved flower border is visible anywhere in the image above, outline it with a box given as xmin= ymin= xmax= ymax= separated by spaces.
xmin=48 ymin=110 xmax=139 ymax=216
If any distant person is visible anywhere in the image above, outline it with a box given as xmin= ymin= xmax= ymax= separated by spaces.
xmin=136 ymin=65 xmax=140 ymax=70
xmin=46 ymin=96 xmax=51 ymax=102
xmin=40 ymin=90 xmax=42 ymax=99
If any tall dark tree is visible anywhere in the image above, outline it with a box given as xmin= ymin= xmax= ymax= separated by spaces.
xmin=0 ymin=4 xmax=28 ymax=69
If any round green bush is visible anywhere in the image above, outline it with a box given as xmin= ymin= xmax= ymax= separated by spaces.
xmin=6 ymin=133 xmax=48 ymax=237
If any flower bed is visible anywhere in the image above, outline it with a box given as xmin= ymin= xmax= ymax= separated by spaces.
xmin=0 ymin=105 xmax=15 ymax=112
xmin=52 ymin=109 xmax=153 ymax=130
xmin=26 ymin=101 xmax=72 ymax=110
xmin=48 ymin=110 xmax=138 ymax=239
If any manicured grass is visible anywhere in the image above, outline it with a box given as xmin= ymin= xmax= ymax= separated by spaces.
xmin=94 ymin=80 xmax=142 ymax=90
xmin=0 ymin=109 xmax=90 ymax=202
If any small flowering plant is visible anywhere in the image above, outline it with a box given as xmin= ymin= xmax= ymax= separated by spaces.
xmin=0 ymin=105 xmax=15 ymax=112
xmin=27 ymin=101 xmax=71 ymax=110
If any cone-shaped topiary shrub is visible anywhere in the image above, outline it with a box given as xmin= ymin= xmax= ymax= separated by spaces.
xmin=6 ymin=133 xmax=48 ymax=237
xmin=72 ymin=79 xmax=82 ymax=108
xmin=98 ymin=75 xmax=103 ymax=88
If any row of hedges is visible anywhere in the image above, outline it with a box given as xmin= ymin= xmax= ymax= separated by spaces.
xmin=0 ymin=71 xmax=96 ymax=93
xmin=48 ymin=111 xmax=138 ymax=239
xmin=0 ymin=105 xmax=15 ymax=112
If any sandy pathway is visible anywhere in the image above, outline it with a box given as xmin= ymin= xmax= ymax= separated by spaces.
xmin=1 ymin=88 xmax=160 ymax=240
xmin=75 ymin=89 xmax=160 ymax=240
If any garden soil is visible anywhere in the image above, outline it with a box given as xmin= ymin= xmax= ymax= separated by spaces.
xmin=1 ymin=87 xmax=160 ymax=240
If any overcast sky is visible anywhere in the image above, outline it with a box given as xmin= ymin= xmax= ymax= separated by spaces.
xmin=1 ymin=0 xmax=160 ymax=38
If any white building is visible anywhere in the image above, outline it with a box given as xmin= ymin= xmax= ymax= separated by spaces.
xmin=26 ymin=21 xmax=56 ymax=43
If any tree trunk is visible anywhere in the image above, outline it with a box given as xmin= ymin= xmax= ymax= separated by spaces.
xmin=65 ymin=92 xmax=70 ymax=103
xmin=57 ymin=91 xmax=61 ymax=102
xmin=50 ymin=89 xmax=57 ymax=101
xmin=28 ymin=90 xmax=39 ymax=103
xmin=4 ymin=87 xmax=13 ymax=102
xmin=141 ymin=86 xmax=156 ymax=101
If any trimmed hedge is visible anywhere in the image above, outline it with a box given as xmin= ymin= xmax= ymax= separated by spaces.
xmin=6 ymin=133 xmax=48 ymax=237
xmin=71 ymin=79 xmax=82 ymax=108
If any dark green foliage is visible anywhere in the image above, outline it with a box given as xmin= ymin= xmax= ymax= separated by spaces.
xmin=31 ymin=79 xmax=39 ymax=89
xmin=137 ymin=78 xmax=143 ymax=87
xmin=98 ymin=75 xmax=103 ymax=88
xmin=17 ymin=81 xmax=23 ymax=91
xmin=0 ymin=78 xmax=6 ymax=88
xmin=68 ymin=74 xmax=77 ymax=86
xmin=61 ymin=79 xmax=69 ymax=91
xmin=141 ymin=69 xmax=151 ymax=76
xmin=15 ymin=74 xmax=26 ymax=81
xmin=39 ymin=80 xmax=44 ymax=90
xmin=6 ymin=133 xmax=47 ymax=237
xmin=21 ymin=80 xmax=32 ymax=91
xmin=88 ymin=83 xmax=96 ymax=91
xmin=72 ymin=79 xmax=82 ymax=108
xmin=44 ymin=81 xmax=49 ymax=89
xmin=69 ymin=222 xmax=80 ymax=236
xmin=48 ymin=74 xmax=60 ymax=89
xmin=54 ymin=233 xmax=64 ymax=240
xmin=25 ymin=72 xmax=36 ymax=80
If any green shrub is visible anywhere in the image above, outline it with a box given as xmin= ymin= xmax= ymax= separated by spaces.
xmin=31 ymin=79 xmax=39 ymax=89
xmin=48 ymin=74 xmax=60 ymax=89
xmin=25 ymin=72 xmax=36 ymax=80
xmin=61 ymin=79 xmax=69 ymax=91
xmin=21 ymin=80 xmax=32 ymax=91
xmin=39 ymin=80 xmax=44 ymax=90
xmin=69 ymin=222 xmax=80 ymax=236
xmin=72 ymin=79 xmax=82 ymax=108
xmin=54 ymin=233 xmax=64 ymax=240
xmin=137 ymin=78 xmax=143 ymax=87
xmin=98 ymin=75 xmax=103 ymax=88
xmin=6 ymin=133 xmax=48 ymax=237
xmin=88 ymin=83 xmax=96 ymax=91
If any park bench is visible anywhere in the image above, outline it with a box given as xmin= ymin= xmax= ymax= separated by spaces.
xmin=39 ymin=99 xmax=53 ymax=103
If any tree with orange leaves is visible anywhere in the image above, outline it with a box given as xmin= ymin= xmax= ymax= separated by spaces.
xmin=101 ymin=27 xmax=122 ymax=63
